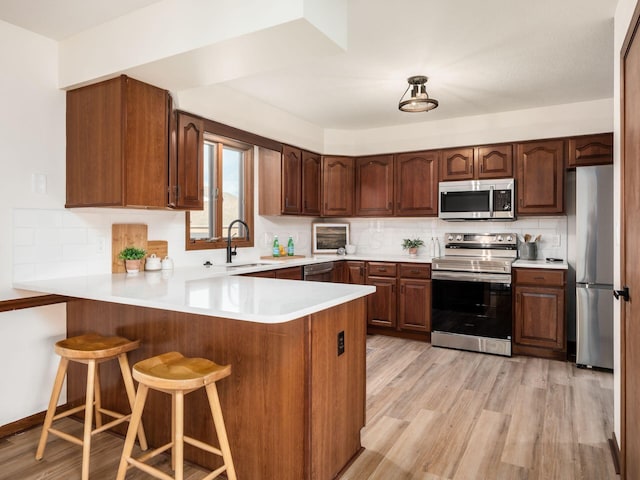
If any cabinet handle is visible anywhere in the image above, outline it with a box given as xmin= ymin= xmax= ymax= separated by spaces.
xmin=480 ymin=164 xmax=483 ymax=173
xmin=401 ymin=285 xmax=405 ymax=294
xmin=519 ymin=198 xmax=523 ymax=206
xmin=379 ymin=268 xmax=387 ymax=272
xmin=388 ymin=202 xmax=393 ymax=210
xmin=360 ymin=266 xmax=364 ymax=277
xmin=392 ymin=284 xmax=395 ymax=293
xmin=534 ymin=276 xmax=545 ymax=281
xmin=470 ymin=164 xmax=473 ymax=174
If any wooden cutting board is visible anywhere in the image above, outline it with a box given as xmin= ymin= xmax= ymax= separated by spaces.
xmin=147 ymin=240 xmax=168 ymax=260
xmin=112 ymin=224 xmax=148 ymax=273
xmin=260 ymin=255 xmax=306 ymax=260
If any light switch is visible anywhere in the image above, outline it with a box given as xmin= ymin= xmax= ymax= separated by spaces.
xmin=32 ymin=173 xmax=47 ymax=194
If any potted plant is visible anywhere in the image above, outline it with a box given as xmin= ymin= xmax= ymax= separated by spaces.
xmin=118 ymin=246 xmax=147 ymax=273
xmin=402 ymin=238 xmax=424 ymax=257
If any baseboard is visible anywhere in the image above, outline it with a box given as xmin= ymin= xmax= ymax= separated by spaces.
xmin=609 ymin=432 xmax=621 ymax=475
xmin=0 ymin=403 xmax=71 ymax=440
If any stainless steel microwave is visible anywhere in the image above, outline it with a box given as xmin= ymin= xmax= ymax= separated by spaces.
xmin=438 ymin=178 xmax=515 ymax=220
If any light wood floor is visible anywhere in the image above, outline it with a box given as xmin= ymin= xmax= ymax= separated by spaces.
xmin=342 ymin=335 xmax=617 ymax=480
xmin=0 ymin=335 xmax=617 ymax=479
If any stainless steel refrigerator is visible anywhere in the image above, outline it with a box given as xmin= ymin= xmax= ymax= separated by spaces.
xmin=570 ymin=165 xmax=614 ymax=369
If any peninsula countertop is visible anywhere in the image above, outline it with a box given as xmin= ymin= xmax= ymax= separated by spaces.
xmin=14 ymin=267 xmax=375 ymax=324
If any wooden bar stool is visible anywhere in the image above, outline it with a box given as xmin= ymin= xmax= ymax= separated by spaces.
xmin=116 ymin=351 xmax=237 ymax=480
xmin=36 ymin=333 xmax=148 ymax=480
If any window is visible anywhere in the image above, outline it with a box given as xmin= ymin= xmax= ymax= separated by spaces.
xmin=186 ymin=134 xmax=254 ymax=250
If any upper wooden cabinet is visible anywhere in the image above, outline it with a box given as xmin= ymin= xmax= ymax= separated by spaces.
xmin=440 ymin=144 xmax=513 ymax=181
xmin=282 ymin=145 xmax=302 ymax=214
xmin=171 ymin=112 xmax=204 ymax=210
xmin=66 ymin=75 xmax=170 ymax=208
xmin=302 ymin=151 xmax=321 ymax=215
xmin=395 ymin=151 xmax=439 ymax=216
xmin=322 ymin=156 xmax=354 ymax=216
xmin=355 ymin=155 xmax=394 ymax=216
xmin=567 ymin=133 xmax=613 ymax=167
xmin=280 ymin=145 xmax=321 ymax=215
xmin=516 ymin=140 xmax=565 ymax=215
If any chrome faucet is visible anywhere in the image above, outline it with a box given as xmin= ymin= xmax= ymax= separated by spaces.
xmin=226 ymin=219 xmax=250 ymax=263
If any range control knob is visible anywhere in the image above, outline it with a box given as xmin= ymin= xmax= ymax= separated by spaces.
xmin=448 ymin=234 xmax=454 ymax=241
xmin=506 ymin=235 xmax=513 ymax=242
xmin=497 ymin=235 xmax=504 ymax=242
xmin=456 ymin=235 xmax=463 ymax=242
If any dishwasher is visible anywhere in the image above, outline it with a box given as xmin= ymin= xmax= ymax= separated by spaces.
xmin=303 ymin=262 xmax=335 ymax=282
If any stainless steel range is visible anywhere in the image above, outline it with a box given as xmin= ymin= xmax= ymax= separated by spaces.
xmin=431 ymin=233 xmax=518 ymax=356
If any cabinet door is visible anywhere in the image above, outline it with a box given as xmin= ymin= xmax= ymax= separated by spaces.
xmin=282 ymin=145 xmax=302 ymax=214
xmin=476 ymin=144 xmax=513 ymax=179
xmin=275 ymin=266 xmax=303 ymax=280
xmin=440 ymin=147 xmax=474 ymax=181
xmin=322 ymin=156 xmax=354 ymax=216
xmin=174 ymin=112 xmax=204 ymax=210
xmin=515 ymin=285 xmax=565 ymax=350
xmin=395 ymin=151 xmax=439 ymax=216
xmin=399 ymin=278 xmax=431 ymax=332
xmin=346 ymin=261 xmax=366 ymax=284
xmin=356 ymin=155 xmax=394 ymax=216
xmin=567 ymin=133 xmax=613 ymax=167
xmin=366 ymin=276 xmax=397 ymax=328
xmin=301 ymin=150 xmax=321 ymax=215
xmin=516 ymin=140 xmax=565 ymax=214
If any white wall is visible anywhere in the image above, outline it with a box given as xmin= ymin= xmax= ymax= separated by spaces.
xmin=0 ymin=19 xmax=67 ymax=425
xmin=612 ymin=0 xmax=638 ymax=445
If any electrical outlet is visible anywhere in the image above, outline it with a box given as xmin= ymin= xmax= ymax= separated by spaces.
xmin=337 ymin=331 xmax=345 ymax=356
xmin=551 ymin=235 xmax=561 ymax=247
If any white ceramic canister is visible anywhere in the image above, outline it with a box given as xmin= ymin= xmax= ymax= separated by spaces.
xmin=161 ymin=256 xmax=174 ymax=270
xmin=145 ymin=254 xmax=161 ymax=271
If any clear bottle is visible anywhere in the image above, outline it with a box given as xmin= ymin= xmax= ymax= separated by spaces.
xmin=287 ymin=236 xmax=294 ymax=256
xmin=429 ymin=237 xmax=435 ymax=257
xmin=272 ymin=235 xmax=280 ymax=257
xmin=434 ymin=237 xmax=441 ymax=257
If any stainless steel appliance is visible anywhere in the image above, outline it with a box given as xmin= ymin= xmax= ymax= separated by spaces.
xmin=438 ymin=178 xmax=515 ymax=221
xmin=303 ymin=262 xmax=335 ymax=282
xmin=570 ymin=165 xmax=614 ymax=369
xmin=431 ymin=233 xmax=518 ymax=356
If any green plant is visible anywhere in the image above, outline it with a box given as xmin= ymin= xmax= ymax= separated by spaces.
xmin=402 ymin=238 xmax=424 ymax=250
xmin=118 ymin=246 xmax=147 ymax=260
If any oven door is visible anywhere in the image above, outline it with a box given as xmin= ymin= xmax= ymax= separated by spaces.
xmin=431 ymin=271 xmax=512 ymax=355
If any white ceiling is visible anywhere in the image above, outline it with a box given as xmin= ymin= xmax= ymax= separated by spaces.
xmin=0 ymin=0 xmax=617 ymax=130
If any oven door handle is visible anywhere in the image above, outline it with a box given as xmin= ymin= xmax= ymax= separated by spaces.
xmin=432 ymin=270 xmax=511 ymax=285
xmin=489 ymin=185 xmax=494 ymax=218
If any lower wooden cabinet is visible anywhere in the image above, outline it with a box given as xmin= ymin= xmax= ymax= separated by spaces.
xmin=513 ymin=268 xmax=566 ymax=360
xmin=363 ymin=261 xmax=431 ymax=339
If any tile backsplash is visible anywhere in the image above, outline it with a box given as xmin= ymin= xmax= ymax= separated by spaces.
xmin=12 ymin=207 xmax=567 ymax=282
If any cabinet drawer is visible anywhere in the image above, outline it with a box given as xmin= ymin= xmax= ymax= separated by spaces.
xmin=367 ymin=262 xmax=397 ymax=277
xmin=399 ymin=263 xmax=431 ymax=279
xmin=514 ymin=268 xmax=565 ymax=287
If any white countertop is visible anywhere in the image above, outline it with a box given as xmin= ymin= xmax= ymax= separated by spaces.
xmin=512 ymin=259 xmax=568 ymax=270
xmin=14 ymin=267 xmax=375 ymax=324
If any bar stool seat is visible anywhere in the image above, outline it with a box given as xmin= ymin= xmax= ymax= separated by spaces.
xmin=116 ymin=351 xmax=237 ymax=480
xmin=36 ymin=333 xmax=147 ymax=480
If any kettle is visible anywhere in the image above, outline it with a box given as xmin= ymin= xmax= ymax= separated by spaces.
xmin=145 ymin=254 xmax=161 ymax=271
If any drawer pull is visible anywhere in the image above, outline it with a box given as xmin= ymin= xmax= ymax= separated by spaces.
xmin=534 ymin=276 xmax=545 ymax=280
xmin=410 ymin=270 xmax=421 ymax=274
xmin=378 ymin=268 xmax=387 ymax=272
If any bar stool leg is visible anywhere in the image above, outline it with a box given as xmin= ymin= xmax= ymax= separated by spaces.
xmin=118 ymin=353 xmax=148 ymax=450
xmin=205 ymin=383 xmax=237 ymax=480
xmin=35 ymin=357 xmax=69 ymax=460
xmin=116 ymin=384 xmax=149 ymax=480
xmin=174 ymin=391 xmax=184 ymax=480
xmin=93 ymin=363 xmax=103 ymax=428
xmin=80 ymin=359 xmax=97 ymax=480
xmin=171 ymin=391 xmax=176 ymax=471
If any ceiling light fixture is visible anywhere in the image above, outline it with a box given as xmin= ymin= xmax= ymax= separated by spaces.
xmin=398 ymin=75 xmax=439 ymax=113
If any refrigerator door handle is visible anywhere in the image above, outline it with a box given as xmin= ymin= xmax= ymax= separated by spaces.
xmin=613 ymin=286 xmax=630 ymax=301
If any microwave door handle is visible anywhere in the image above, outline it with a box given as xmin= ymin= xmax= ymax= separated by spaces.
xmin=489 ymin=185 xmax=494 ymax=218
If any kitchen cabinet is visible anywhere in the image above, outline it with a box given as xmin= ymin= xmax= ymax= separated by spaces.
xmin=66 ymin=75 xmax=171 ymax=208
xmin=355 ymin=155 xmax=394 ymax=216
xmin=282 ymin=145 xmax=302 ymax=214
xmin=346 ymin=261 xmax=366 ymax=284
xmin=395 ymin=150 xmax=439 ymax=216
xmin=243 ymin=267 xmax=303 ymax=280
xmin=567 ymin=133 xmax=613 ymax=167
xmin=322 ymin=156 xmax=355 ymax=216
xmin=171 ymin=111 xmax=204 ymax=210
xmin=513 ymin=268 xmax=566 ymax=360
xmin=280 ymin=145 xmax=321 ymax=215
xmin=398 ymin=264 xmax=432 ymax=333
xmin=516 ymin=139 xmax=565 ymax=215
xmin=365 ymin=261 xmax=431 ymax=338
xmin=440 ymin=144 xmax=513 ymax=181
